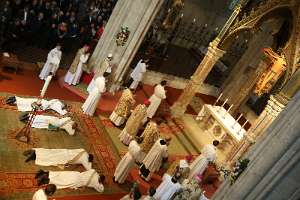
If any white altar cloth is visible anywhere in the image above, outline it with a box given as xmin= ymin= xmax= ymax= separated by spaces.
xmin=197 ymin=105 xmax=245 ymax=142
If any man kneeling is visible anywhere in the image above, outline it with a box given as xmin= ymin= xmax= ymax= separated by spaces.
xmin=35 ymin=169 xmax=105 ymax=192
xmin=24 ymin=148 xmax=93 ymax=170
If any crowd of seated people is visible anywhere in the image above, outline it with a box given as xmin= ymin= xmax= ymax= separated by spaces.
xmin=0 ymin=0 xmax=117 ymax=53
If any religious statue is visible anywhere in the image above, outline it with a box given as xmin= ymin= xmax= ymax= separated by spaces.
xmin=162 ymin=0 xmax=185 ymax=30
xmin=254 ymin=48 xmax=287 ymax=96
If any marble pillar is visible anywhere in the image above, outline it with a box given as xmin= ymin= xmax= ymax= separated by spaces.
xmin=213 ymin=89 xmax=300 ymax=200
xmin=88 ymin=0 xmax=163 ymax=91
xmin=171 ymin=39 xmax=225 ymax=116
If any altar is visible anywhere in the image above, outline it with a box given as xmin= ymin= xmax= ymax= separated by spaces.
xmin=196 ymin=104 xmax=246 ymax=152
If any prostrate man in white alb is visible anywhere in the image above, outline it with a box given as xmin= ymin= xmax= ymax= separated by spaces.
xmin=39 ymin=44 xmax=62 ymax=80
xmin=35 ymin=169 xmax=105 ymax=193
xmin=188 ymin=140 xmax=219 ymax=179
xmin=30 ymin=115 xmax=77 ymax=136
xmin=32 ymin=184 xmax=56 ymax=200
xmin=6 ymin=96 xmax=67 ymax=116
xmin=24 ymin=148 xmax=93 ymax=170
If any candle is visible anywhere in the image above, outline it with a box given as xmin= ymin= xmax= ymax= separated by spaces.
xmin=236 ymin=113 xmax=243 ymax=122
xmin=193 ymin=18 xmax=196 ymax=23
xmin=214 ymin=93 xmax=223 ymax=106
xmin=221 ymin=98 xmax=228 ymax=107
xmin=40 ymin=74 xmax=53 ymax=98
xmin=181 ymin=13 xmax=184 ymax=18
xmin=227 ymin=104 xmax=234 ymax=113
xmin=241 ymin=119 xmax=249 ymax=129
xmin=231 ymin=113 xmax=243 ymax=129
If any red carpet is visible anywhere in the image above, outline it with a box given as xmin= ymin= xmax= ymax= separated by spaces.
xmin=0 ymin=68 xmax=83 ymax=102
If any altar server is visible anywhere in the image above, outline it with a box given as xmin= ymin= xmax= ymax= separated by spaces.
xmin=154 ymin=173 xmax=182 ymax=200
xmin=109 ymin=88 xmax=135 ymax=126
xmin=82 ymin=72 xmax=109 ymax=116
xmin=147 ymin=80 xmax=167 ymax=118
xmin=119 ymin=100 xmax=150 ymax=145
xmin=32 ymin=184 xmax=56 ymax=200
xmin=39 ymin=44 xmax=62 ymax=80
xmin=24 ymin=148 xmax=93 ymax=170
xmin=35 ymin=169 xmax=105 ymax=193
xmin=64 ymin=45 xmax=90 ymax=85
xmin=140 ymin=136 xmax=171 ymax=181
xmin=113 ymin=140 xmax=141 ymax=184
xmin=31 ymin=115 xmax=76 ymax=136
xmin=128 ymin=59 xmax=149 ymax=90
xmin=188 ymin=140 xmax=219 ymax=179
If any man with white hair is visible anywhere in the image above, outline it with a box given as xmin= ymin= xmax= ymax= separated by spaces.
xmin=30 ymin=115 xmax=77 ymax=135
xmin=35 ymin=169 xmax=105 ymax=193
xmin=24 ymin=148 xmax=93 ymax=170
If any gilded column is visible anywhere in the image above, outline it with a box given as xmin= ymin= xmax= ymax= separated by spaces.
xmin=170 ymin=3 xmax=244 ymax=116
xmin=171 ymin=39 xmax=225 ymax=115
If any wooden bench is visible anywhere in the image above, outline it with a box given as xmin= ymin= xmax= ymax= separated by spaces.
xmin=0 ymin=53 xmax=21 ymax=73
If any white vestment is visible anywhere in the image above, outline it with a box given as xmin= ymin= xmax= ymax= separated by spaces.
xmin=82 ymin=76 xmax=106 ymax=116
xmin=189 ymin=144 xmax=216 ymax=179
xmin=15 ymin=97 xmax=67 ymax=115
xmin=32 ymin=189 xmax=47 ymax=200
xmin=64 ymin=54 xmax=89 ymax=85
xmin=49 ymin=169 xmax=104 ymax=192
xmin=32 ymin=115 xmax=75 ymax=135
xmin=154 ymin=174 xmax=181 ymax=200
xmin=147 ymin=84 xmax=166 ymax=118
xmin=113 ymin=140 xmax=141 ymax=184
xmin=130 ymin=60 xmax=147 ymax=90
xmin=39 ymin=47 xmax=62 ymax=80
xmin=143 ymin=139 xmax=168 ymax=172
xmin=34 ymin=148 xmax=92 ymax=170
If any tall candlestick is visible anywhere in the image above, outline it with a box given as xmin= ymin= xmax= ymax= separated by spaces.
xmin=221 ymin=98 xmax=228 ymax=107
xmin=227 ymin=104 xmax=234 ymax=113
xmin=214 ymin=92 xmax=223 ymax=106
xmin=241 ymin=119 xmax=249 ymax=129
xmin=40 ymin=74 xmax=53 ymax=98
xmin=231 ymin=113 xmax=243 ymax=129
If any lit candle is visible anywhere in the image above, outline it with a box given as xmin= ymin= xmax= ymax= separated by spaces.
xmin=214 ymin=93 xmax=223 ymax=106
xmin=193 ymin=18 xmax=196 ymax=23
xmin=181 ymin=13 xmax=184 ymax=18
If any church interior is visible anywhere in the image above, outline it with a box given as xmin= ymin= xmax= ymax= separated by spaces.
xmin=0 ymin=0 xmax=299 ymax=200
